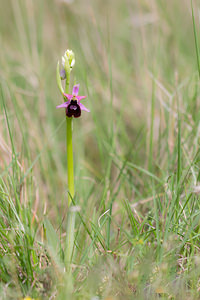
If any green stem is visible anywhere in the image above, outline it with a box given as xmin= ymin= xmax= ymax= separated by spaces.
xmin=64 ymin=68 xmax=75 ymax=271
xmin=64 ymin=70 xmax=75 ymax=206
xmin=66 ymin=117 xmax=74 ymax=206
xmin=65 ymin=207 xmax=76 ymax=264
xmin=65 ymin=71 xmax=70 ymax=93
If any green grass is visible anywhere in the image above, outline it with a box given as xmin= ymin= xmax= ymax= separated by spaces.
xmin=0 ymin=0 xmax=200 ymax=299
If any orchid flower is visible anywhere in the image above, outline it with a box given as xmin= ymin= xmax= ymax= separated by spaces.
xmin=56 ymin=84 xmax=89 ymax=118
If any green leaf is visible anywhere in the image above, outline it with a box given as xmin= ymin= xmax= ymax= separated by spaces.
xmin=43 ymin=217 xmax=61 ymax=258
xmin=56 ymin=61 xmax=64 ymax=95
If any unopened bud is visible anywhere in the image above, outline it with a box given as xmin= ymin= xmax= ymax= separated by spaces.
xmin=60 ymin=69 xmax=66 ymax=80
xmin=62 ymin=49 xmax=75 ymax=72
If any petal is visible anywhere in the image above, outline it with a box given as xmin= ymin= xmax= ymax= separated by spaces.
xmin=72 ymin=84 xmax=80 ymax=96
xmin=79 ymin=102 xmax=90 ymax=112
xmin=62 ymin=56 xmax=65 ymax=66
xmin=71 ymin=58 xmax=75 ymax=67
xmin=76 ymin=95 xmax=87 ymax=101
xmin=63 ymin=94 xmax=73 ymax=101
xmin=56 ymin=101 xmax=70 ymax=108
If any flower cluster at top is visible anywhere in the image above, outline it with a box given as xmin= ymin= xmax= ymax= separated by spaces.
xmin=56 ymin=49 xmax=89 ymax=118
xmin=60 ymin=49 xmax=75 ymax=79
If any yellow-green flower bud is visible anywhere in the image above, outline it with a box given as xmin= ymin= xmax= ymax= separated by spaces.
xmin=62 ymin=49 xmax=75 ymax=73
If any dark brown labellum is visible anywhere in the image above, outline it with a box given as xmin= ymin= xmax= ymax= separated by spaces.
xmin=66 ymin=99 xmax=81 ymax=118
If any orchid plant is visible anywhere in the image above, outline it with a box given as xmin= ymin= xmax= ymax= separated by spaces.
xmin=56 ymin=50 xmax=89 ymax=268
xmin=57 ymin=50 xmax=89 ymax=205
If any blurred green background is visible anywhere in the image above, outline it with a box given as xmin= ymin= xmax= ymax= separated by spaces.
xmin=0 ymin=0 xmax=200 ymax=299
xmin=0 ymin=0 xmax=198 ymax=212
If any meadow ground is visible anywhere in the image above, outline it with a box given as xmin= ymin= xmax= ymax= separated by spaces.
xmin=0 ymin=0 xmax=200 ymax=299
